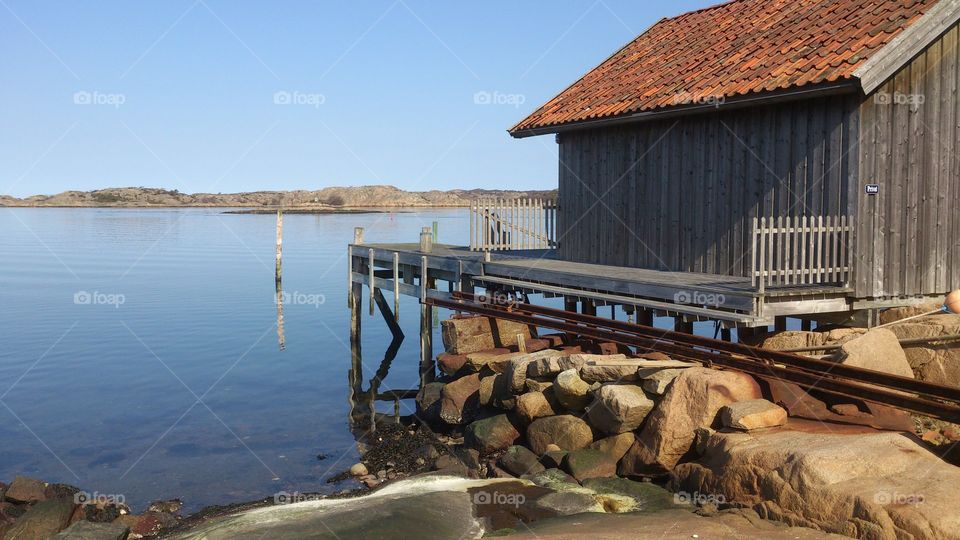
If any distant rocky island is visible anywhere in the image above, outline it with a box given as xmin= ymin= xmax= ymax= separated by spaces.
xmin=0 ymin=186 xmax=557 ymax=209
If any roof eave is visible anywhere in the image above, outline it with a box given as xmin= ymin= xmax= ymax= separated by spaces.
xmin=508 ymin=81 xmax=861 ymax=139
xmin=855 ymin=0 xmax=960 ymax=95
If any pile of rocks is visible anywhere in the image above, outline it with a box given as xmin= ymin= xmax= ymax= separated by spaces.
xmin=415 ymin=316 xmax=787 ymax=482
xmin=407 ymin=314 xmax=960 ymax=540
xmin=0 ymin=476 xmax=181 ymax=540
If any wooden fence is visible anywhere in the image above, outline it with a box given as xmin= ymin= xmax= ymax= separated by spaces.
xmin=469 ymin=198 xmax=558 ymax=251
xmin=750 ymin=215 xmax=855 ymax=291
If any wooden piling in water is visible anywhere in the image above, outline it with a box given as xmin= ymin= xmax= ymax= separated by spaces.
xmin=275 ymin=209 xmax=283 ymax=284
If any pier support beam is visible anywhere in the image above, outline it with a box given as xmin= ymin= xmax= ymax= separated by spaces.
xmin=636 ymin=309 xmax=653 ymax=327
xmin=420 ymin=301 xmax=434 ymax=385
xmin=674 ymin=317 xmax=694 ymax=334
xmin=775 ymin=316 xmax=788 ymax=332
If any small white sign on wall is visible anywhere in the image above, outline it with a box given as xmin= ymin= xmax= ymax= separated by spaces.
xmin=865 ymin=184 xmax=880 ymax=195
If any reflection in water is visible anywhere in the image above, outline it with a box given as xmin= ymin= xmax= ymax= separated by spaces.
xmin=276 ymin=284 xmax=286 ymax=351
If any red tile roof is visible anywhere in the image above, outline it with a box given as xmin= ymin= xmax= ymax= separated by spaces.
xmin=511 ymin=0 xmax=935 ymax=134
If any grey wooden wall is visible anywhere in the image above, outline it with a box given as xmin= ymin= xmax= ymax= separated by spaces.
xmin=857 ymin=23 xmax=960 ymax=299
xmin=556 ymin=94 xmax=860 ymax=277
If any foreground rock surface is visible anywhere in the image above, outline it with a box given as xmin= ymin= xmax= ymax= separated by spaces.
xmin=503 ymin=508 xmax=844 ymax=539
xmin=673 ymin=423 xmax=960 ymax=539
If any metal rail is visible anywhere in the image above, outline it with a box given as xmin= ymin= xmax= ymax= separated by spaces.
xmin=427 ymin=293 xmax=960 ymax=424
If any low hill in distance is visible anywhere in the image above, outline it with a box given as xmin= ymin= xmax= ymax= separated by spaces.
xmin=0 ymin=185 xmax=558 ymax=208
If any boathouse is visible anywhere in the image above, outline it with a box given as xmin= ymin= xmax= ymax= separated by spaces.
xmin=510 ymin=0 xmax=960 ymax=311
xmin=350 ymin=0 xmax=960 ymax=355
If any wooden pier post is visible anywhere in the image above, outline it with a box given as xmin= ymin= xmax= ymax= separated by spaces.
xmin=674 ymin=317 xmax=694 ymax=334
xmin=637 ymin=309 xmax=654 ymax=327
xmin=275 ymin=209 xmax=283 ymax=284
xmin=420 ymin=227 xmax=433 ymax=253
xmin=775 ymin=316 xmax=788 ymax=332
xmin=420 ymin=256 xmax=434 ymax=384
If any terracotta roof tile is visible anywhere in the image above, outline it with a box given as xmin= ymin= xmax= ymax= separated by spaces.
xmin=511 ymin=0 xmax=935 ymax=134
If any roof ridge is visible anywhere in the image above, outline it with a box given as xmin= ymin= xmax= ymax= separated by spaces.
xmin=664 ymin=0 xmax=750 ymax=20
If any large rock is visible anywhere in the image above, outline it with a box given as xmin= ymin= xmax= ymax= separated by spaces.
xmin=621 ymin=367 xmax=761 ymax=475
xmin=436 ymin=353 xmax=467 ymax=376
xmin=673 ymin=423 xmax=960 ymax=539
xmin=464 ymin=414 xmax=521 ymax=454
xmin=5 ymin=476 xmax=48 ymax=503
xmin=440 ymin=316 xmax=533 ymax=354
xmin=839 ymin=328 xmax=914 ymax=379
xmin=720 ymin=399 xmax=787 ymax=431
xmin=526 ymin=354 xmax=588 ymax=379
xmin=761 ymin=328 xmax=865 ymax=354
xmin=464 ymin=348 xmax=512 ymax=372
xmin=562 ymin=448 xmax=617 ymax=481
xmin=478 ymin=375 xmax=496 ymax=407
xmin=527 ymin=415 xmax=595 ymax=455
xmin=497 ymin=445 xmax=545 ymax=476
xmin=586 ymin=384 xmax=655 ymax=434
xmin=4 ymin=497 xmax=76 ymax=539
xmin=588 ymin=433 xmax=636 ymax=463
xmin=487 ymin=350 xmax=566 ymax=395
xmin=554 ymin=369 xmax=593 ymax=411
xmin=515 ymin=391 xmax=558 ymax=424
xmin=887 ymin=314 xmax=960 ymax=386
xmin=640 ymin=368 xmax=685 ymax=395
xmin=574 ymin=355 xmax=629 ymax=382
xmin=880 ymin=301 xmax=944 ymax=325
xmin=53 ymin=520 xmax=130 ymax=540
xmin=416 ymin=382 xmax=445 ymax=422
xmin=439 ymin=374 xmax=481 ymax=424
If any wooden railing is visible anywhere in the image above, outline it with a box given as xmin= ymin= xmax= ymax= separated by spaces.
xmin=469 ymin=198 xmax=558 ymax=251
xmin=750 ymin=215 xmax=854 ymax=292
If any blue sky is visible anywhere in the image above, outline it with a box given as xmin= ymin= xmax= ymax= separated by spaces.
xmin=1 ymin=0 xmax=712 ymax=197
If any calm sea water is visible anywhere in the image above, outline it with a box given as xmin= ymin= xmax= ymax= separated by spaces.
xmin=0 ymin=207 xmax=467 ymax=512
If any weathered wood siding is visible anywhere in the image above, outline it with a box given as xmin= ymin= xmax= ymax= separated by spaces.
xmin=557 ymin=94 xmax=860 ymax=277
xmin=857 ymin=23 xmax=960 ymax=299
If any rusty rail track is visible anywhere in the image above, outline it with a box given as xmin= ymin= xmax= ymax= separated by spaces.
xmin=427 ymin=292 xmax=960 ymax=424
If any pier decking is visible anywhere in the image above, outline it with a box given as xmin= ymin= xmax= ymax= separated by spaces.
xmin=348 ymin=242 xmax=853 ymax=328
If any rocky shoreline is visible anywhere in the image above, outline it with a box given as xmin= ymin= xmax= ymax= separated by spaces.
xmin=4 ymin=305 xmax=959 ymax=539
xmin=0 ymin=186 xmax=557 ymax=209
